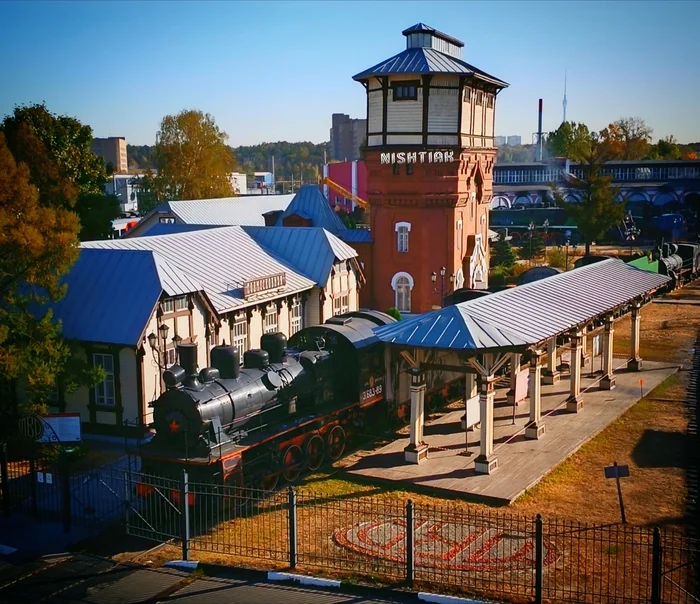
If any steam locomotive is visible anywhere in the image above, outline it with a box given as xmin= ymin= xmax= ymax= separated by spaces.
xmin=138 ymin=311 xmax=395 ymax=491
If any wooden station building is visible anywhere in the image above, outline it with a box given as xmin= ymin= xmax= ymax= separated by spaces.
xmin=352 ymin=23 xmax=509 ymax=315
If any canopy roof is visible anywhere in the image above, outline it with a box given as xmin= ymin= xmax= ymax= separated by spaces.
xmin=375 ymin=259 xmax=670 ymax=353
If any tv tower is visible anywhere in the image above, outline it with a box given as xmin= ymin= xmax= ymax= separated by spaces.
xmin=562 ymin=69 xmax=568 ymax=124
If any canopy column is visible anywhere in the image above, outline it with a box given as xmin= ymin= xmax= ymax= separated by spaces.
xmin=475 ymin=353 xmax=498 ymax=475
xmin=628 ymin=303 xmax=643 ymax=371
xmin=567 ymin=330 xmax=584 ymax=413
xmin=404 ymin=369 xmax=429 ymax=464
xmin=506 ymin=352 xmax=522 ymax=405
xmin=601 ymin=315 xmax=616 ymax=390
xmin=581 ymin=332 xmax=591 ymax=367
xmin=542 ymin=337 xmax=560 ymax=385
xmin=526 ymin=348 xmax=546 ymax=439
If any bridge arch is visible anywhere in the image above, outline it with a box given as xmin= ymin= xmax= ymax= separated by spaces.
xmin=490 ymin=195 xmax=511 ymax=210
xmin=652 ymin=192 xmax=677 ymax=206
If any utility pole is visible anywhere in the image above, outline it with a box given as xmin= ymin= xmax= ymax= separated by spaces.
xmin=272 ymin=156 xmax=275 ymax=191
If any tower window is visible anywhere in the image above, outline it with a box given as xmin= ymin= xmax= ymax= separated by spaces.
xmin=395 ymin=221 xmax=411 ymax=253
xmin=406 ymin=163 xmax=414 ymax=175
xmin=392 ymin=83 xmax=418 ymax=101
xmin=393 ymin=163 xmax=400 ymax=175
xmin=391 ymin=272 xmax=414 ymax=313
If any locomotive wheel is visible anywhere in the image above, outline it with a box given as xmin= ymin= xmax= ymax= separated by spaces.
xmin=305 ymin=434 xmax=325 ymax=471
xmin=282 ymin=445 xmax=304 ymax=483
xmin=260 ymin=471 xmax=279 ymax=492
xmin=327 ymin=425 xmax=346 ymax=461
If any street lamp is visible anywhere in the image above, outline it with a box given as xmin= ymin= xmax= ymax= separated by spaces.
xmin=172 ymin=334 xmax=183 ymax=365
xmin=147 ymin=324 xmax=170 ymax=372
xmin=564 ymin=229 xmax=572 ymax=270
xmin=528 ymin=221 xmax=536 ymax=266
xmin=431 ymin=266 xmax=455 ymax=308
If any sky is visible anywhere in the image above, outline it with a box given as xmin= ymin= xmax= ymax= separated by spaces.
xmin=1 ymin=0 xmax=699 ymax=147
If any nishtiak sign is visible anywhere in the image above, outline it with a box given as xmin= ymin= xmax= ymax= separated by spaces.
xmin=380 ymin=150 xmax=455 ymax=164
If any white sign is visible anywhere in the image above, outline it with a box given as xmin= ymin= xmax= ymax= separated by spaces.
xmin=380 ymin=150 xmax=455 ymax=165
xmin=36 ymin=414 xmax=82 ymax=444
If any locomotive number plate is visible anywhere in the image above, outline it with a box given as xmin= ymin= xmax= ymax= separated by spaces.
xmin=361 ymin=384 xmax=383 ymax=403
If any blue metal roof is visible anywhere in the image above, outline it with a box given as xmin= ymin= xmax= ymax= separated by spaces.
xmin=50 ymin=249 xmax=202 ymax=347
xmin=375 ymin=259 xmax=670 ymax=352
xmin=337 ymin=229 xmax=373 ymax=244
xmin=401 ymin=23 xmax=465 ymax=47
xmin=244 ymin=226 xmax=358 ymax=286
xmin=274 ymin=185 xmax=346 ymax=234
xmin=353 ymin=48 xmax=508 ymax=87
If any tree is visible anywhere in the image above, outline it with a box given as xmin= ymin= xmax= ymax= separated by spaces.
xmin=647 ymin=136 xmax=682 ymax=160
xmin=490 ymin=233 xmax=517 ymax=268
xmin=387 ymin=307 xmax=402 ymax=321
xmin=599 ymin=117 xmax=652 ymax=160
xmin=517 ymin=230 xmax=546 ymax=261
xmin=0 ymin=133 xmax=102 ymax=415
xmin=554 ymin=137 xmax=625 ymax=255
xmin=74 ymin=193 xmax=121 ymax=240
xmin=546 ymin=122 xmax=592 ymax=159
xmin=152 ymin=109 xmax=237 ymax=201
xmin=1 ymin=103 xmax=119 ymax=240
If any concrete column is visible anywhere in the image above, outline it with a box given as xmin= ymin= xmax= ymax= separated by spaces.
xmin=461 ymin=373 xmax=479 ymax=431
xmin=581 ymin=332 xmax=591 ymax=367
xmin=506 ymin=352 xmax=521 ymax=405
xmin=628 ymin=305 xmax=643 ymax=371
xmin=475 ymin=354 xmax=498 ymax=475
xmin=601 ymin=316 xmax=616 ymax=390
xmin=404 ymin=369 xmax=429 ymax=464
xmin=526 ymin=349 xmax=546 ymax=439
xmin=542 ymin=337 xmax=560 ymax=385
xmin=567 ymin=330 xmax=584 ymax=413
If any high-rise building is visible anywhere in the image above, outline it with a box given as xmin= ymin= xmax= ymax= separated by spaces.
xmin=92 ymin=137 xmax=128 ymax=173
xmin=494 ymin=136 xmax=507 ymax=147
xmin=353 ymin=22 xmax=508 ymax=314
xmin=506 ymin=135 xmax=521 ymax=146
xmin=330 ymin=113 xmax=366 ymax=161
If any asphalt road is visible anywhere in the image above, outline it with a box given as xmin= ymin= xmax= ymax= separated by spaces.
xmin=0 ymin=553 xmax=412 ymax=604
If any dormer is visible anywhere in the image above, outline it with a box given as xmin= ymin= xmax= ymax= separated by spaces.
xmin=402 ymin=23 xmax=464 ymax=59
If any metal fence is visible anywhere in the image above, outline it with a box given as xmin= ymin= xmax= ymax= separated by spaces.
xmin=117 ymin=468 xmax=698 ymax=604
xmin=2 ymin=456 xmax=698 ymax=603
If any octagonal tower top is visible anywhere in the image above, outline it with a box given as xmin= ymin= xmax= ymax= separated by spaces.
xmin=402 ymin=23 xmax=464 ymax=59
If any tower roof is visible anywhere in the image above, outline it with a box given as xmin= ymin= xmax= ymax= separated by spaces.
xmin=353 ymin=24 xmax=508 ymax=88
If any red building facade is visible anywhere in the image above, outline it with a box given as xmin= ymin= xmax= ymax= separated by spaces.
xmin=323 ymin=160 xmax=368 ymax=214
xmin=352 ymin=23 xmax=508 ymax=315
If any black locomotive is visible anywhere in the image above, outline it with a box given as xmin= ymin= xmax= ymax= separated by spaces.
xmin=139 ymin=311 xmax=395 ymax=492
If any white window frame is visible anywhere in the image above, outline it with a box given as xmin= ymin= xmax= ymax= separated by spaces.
xmin=93 ymin=353 xmax=116 ymax=407
xmin=456 ymin=219 xmax=463 ymax=251
xmin=395 ymin=221 xmax=411 ymax=253
xmin=162 ymin=296 xmax=188 ymax=313
xmin=232 ymin=314 xmax=248 ymax=356
xmin=289 ymin=298 xmax=303 ymax=335
xmin=391 ymin=271 xmax=414 ymax=313
xmin=264 ymin=304 xmax=278 ymax=334
xmin=163 ymin=348 xmax=177 ymax=367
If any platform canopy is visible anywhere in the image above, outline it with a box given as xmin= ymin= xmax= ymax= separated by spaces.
xmin=374 ymin=259 xmax=670 ymax=353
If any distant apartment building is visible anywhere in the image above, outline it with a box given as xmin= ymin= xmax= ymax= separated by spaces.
xmin=494 ymin=136 xmax=507 ymax=147
xmin=230 ymin=172 xmax=247 ymax=194
xmin=495 ymin=135 xmax=522 ymax=147
xmin=330 ymin=113 xmax=366 ymax=161
xmin=92 ymin=137 xmax=128 ymax=173
xmin=506 ymin=135 xmax=522 ymax=146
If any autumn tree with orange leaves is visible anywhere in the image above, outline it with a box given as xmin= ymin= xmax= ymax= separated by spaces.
xmin=0 ymin=133 xmax=102 ymax=419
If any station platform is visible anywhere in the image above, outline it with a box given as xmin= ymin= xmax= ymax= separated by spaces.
xmin=345 ymin=358 xmax=678 ymax=505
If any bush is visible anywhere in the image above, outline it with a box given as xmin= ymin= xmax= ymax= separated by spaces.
xmin=509 ymin=263 xmax=530 ymax=278
xmin=547 ymin=247 xmax=569 ymax=270
xmin=489 ymin=266 xmax=510 ymax=287
xmin=387 ymin=307 xmax=402 ymax=321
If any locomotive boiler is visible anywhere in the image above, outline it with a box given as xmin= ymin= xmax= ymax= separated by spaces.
xmin=139 ymin=311 xmax=395 ymax=490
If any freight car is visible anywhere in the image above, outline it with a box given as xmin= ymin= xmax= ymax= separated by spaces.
xmin=138 ymin=311 xmax=395 ymax=492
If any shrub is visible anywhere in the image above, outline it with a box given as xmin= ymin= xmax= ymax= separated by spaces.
xmin=387 ymin=307 xmax=402 ymax=321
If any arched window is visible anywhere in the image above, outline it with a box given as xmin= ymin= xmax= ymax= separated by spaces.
xmin=391 ymin=272 xmax=414 ymax=313
xmin=395 ymin=221 xmax=411 ymax=253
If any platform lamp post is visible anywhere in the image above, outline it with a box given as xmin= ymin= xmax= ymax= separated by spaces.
xmin=431 ymin=266 xmax=455 ymax=308
xmin=528 ymin=221 xmax=535 ymax=266
xmin=172 ymin=334 xmax=183 ymax=365
xmin=565 ymin=229 xmax=572 ymax=270
xmin=147 ymin=323 xmax=170 ymax=372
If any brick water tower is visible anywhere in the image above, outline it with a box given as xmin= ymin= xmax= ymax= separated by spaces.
xmin=353 ymin=23 xmax=508 ymax=314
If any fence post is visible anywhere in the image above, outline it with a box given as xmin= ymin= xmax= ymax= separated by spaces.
xmin=1 ymin=443 xmax=10 ymax=518
xmin=180 ymin=469 xmax=190 ymax=561
xmin=651 ymin=526 xmax=662 ymax=604
xmin=288 ymin=487 xmax=297 ymax=569
xmin=535 ymin=514 xmax=543 ymax=604
xmin=61 ymin=449 xmax=71 ymax=533
xmin=406 ymin=500 xmax=415 ymax=586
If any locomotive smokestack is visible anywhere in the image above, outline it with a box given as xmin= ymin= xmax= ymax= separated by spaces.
xmin=177 ymin=343 xmax=202 ymax=389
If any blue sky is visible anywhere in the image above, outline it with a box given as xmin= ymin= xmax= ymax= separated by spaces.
xmin=1 ymin=1 xmax=699 ymax=146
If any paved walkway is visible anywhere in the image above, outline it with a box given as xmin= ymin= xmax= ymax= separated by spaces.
xmin=0 ymin=554 xmax=407 ymax=603
xmin=346 ymin=358 xmax=678 ymax=504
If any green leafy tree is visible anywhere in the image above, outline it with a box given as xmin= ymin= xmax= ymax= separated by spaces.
xmin=517 ymin=230 xmax=546 ymax=261
xmin=546 ymin=122 xmax=592 ymax=159
xmin=74 ymin=193 xmax=122 ymax=240
xmin=152 ymin=109 xmax=237 ymax=201
xmin=0 ymin=133 xmax=102 ymax=416
xmin=647 ymin=136 xmax=682 ymax=160
xmin=1 ymin=103 xmax=119 ymax=239
xmin=554 ymin=136 xmax=625 ymax=255
xmin=490 ymin=233 xmax=517 ymax=269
